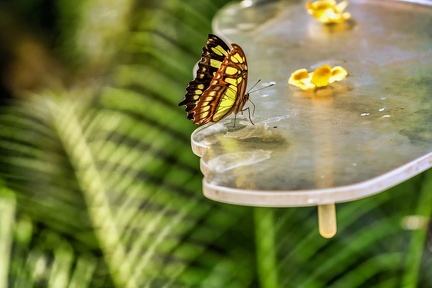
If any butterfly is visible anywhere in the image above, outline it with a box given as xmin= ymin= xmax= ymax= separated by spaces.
xmin=178 ymin=34 xmax=252 ymax=125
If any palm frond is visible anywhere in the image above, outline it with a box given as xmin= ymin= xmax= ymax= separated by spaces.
xmin=0 ymin=0 xmax=255 ymax=286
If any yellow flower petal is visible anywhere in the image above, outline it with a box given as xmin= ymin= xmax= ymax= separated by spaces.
xmin=288 ymin=69 xmax=315 ymax=90
xmin=288 ymin=64 xmax=348 ymax=90
xmin=289 ymin=69 xmax=309 ymax=81
xmin=329 ymin=66 xmax=348 ymax=83
xmin=311 ymin=65 xmax=332 ymax=87
xmin=306 ymin=0 xmax=351 ymax=24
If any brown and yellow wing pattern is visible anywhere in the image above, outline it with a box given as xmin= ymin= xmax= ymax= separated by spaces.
xmin=179 ymin=34 xmax=250 ymax=125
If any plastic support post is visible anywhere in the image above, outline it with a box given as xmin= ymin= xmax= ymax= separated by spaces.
xmin=318 ymin=203 xmax=337 ymax=238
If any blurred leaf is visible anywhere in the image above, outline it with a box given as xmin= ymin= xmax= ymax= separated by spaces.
xmin=0 ymin=0 xmax=256 ymax=286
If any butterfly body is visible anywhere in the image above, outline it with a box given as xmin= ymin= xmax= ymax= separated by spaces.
xmin=179 ymin=35 xmax=250 ymax=125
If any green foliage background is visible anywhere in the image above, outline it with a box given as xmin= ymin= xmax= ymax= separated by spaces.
xmin=0 ymin=0 xmax=431 ymax=287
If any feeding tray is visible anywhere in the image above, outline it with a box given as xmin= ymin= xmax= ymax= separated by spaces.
xmin=190 ymin=0 xmax=432 ymax=237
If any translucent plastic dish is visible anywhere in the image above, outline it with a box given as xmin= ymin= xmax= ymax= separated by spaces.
xmin=191 ymin=0 xmax=432 ymax=207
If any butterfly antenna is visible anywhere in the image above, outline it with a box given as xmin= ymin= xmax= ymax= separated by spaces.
xmin=249 ymin=82 xmax=275 ymax=94
xmin=247 ymin=79 xmax=262 ymax=94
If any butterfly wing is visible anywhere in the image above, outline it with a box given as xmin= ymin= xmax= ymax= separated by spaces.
xmin=191 ymin=44 xmax=249 ymax=125
xmin=178 ymin=34 xmax=231 ymax=117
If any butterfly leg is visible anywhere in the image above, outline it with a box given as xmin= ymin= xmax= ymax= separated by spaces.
xmin=249 ymin=99 xmax=256 ymax=117
xmin=242 ymin=107 xmax=255 ymax=125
